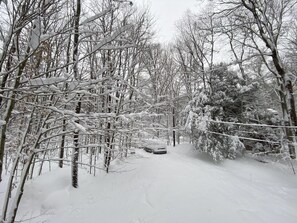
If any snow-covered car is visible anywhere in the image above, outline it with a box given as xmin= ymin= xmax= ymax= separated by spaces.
xmin=143 ymin=141 xmax=167 ymax=154
xmin=129 ymin=148 xmax=136 ymax=154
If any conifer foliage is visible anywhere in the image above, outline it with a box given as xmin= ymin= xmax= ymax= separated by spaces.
xmin=185 ymin=65 xmax=256 ymax=160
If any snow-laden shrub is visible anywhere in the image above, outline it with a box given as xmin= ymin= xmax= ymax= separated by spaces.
xmin=185 ymin=65 xmax=257 ymax=161
xmin=190 ymin=119 xmax=245 ymax=161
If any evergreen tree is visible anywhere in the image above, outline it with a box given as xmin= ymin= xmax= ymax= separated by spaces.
xmin=185 ymin=65 xmax=257 ymax=160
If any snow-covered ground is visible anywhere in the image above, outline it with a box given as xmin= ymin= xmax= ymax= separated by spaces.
xmin=1 ymin=143 xmax=297 ymax=223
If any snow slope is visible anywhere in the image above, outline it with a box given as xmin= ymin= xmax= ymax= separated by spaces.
xmin=3 ymin=144 xmax=297 ymax=223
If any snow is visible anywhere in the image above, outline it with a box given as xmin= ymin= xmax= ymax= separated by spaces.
xmin=29 ymin=18 xmax=41 ymax=51
xmin=0 ymin=120 xmax=5 ymax=126
xmin=80 ymin=8 xmax=113 ymax=25
xmin=239 ymin=85 xmax=253 ymax=93
xmin=141 ymin=139 xmax=167 ymax=150
xmin=26 ymin=77 xmax=67 ymax=86
xmin=70 ymin=120 xmax=87 ymax=133
xmin=1 ymin=144 xmax=297 ymax=223
xmin=93 ymin=25 xmax=133 ymax=52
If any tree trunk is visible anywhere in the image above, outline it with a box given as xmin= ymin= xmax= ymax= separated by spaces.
xmin=59 ymin=119 xmax=66 ymax=168
xmin=0 ymin=56 xmax=28 ymax=182
xmin=6 ymin=154 xmax=34 ymax=223
xmin=71 ymin=0 xmax=81 ymax=188
xmin=60 ymin=29 xmax=72 ymax=169
xmin=1 ymin=108 xmax=34 ymax=222
xmin=172 ymin=107 xmax=176 ymax=147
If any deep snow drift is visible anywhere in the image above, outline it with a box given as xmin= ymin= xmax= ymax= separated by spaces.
xmin=1 ymin=144 xmax=297 ymax=223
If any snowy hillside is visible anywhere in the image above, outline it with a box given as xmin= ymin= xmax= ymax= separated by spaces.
xmin=2 ymin=144 xmax=296 ymax=223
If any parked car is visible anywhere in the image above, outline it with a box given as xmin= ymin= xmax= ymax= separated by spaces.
xmin=129 ymin=148 xmax=136 ymax=154
xmin=143 ymin=140 xmax=167 ymax=154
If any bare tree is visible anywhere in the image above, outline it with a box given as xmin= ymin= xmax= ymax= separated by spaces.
xmin=175 ymin=10 xmax=219 ymax=97
xmin=0 ymin=0 xmax=59 ymax=182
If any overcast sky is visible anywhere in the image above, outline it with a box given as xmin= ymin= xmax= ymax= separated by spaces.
xmin=135 ymin=0 xmax=199 ymax=43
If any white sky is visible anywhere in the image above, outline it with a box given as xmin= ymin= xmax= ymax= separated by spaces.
xmin=135 ymin=0 xmax=199 ymax=43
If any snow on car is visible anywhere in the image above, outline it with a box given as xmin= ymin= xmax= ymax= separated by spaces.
xmin=142 ymin=140 xmax=167 ymax=154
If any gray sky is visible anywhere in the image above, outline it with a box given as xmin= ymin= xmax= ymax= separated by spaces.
xmin=135 ymin=0 xmax=199 ymax=43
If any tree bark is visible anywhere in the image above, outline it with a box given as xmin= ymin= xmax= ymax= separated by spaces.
xmin=72 ymin=0 xmax=81 ymax=188
xmin=172 ymin=107 xmax=176 ymax=147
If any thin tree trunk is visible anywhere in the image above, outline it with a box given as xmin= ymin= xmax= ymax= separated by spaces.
xmin=0 ymin=54 xmax=29 ymax=182
xmin=1 ymin=106 xmax=35 ymax=222
xmin=6 ymin=153 xmax=34 ymax=223
xmin=59 ymin=20 xmax=72 ymax=168
xmin=59 ymin=119 xmax=66 ymax=168
xmin=172 ymin=107 xmax=176 ymax=147
xmin=72 ymin=0 xmax=81 ymax=188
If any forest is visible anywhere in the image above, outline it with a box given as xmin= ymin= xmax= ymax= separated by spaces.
xmin=0 ymin=0 xmax=297 ymax=222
